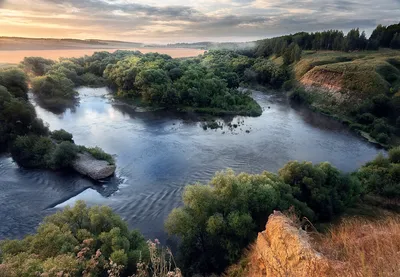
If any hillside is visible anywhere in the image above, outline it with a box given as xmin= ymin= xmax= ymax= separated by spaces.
xmin=291 ymin=49 xmax=400 ymax=146
xmin=0 ymin=37 xmax=143 ymax=50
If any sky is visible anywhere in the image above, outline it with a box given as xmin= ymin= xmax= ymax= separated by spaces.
xmin=0 ymin=0 xmax=399 ymax=43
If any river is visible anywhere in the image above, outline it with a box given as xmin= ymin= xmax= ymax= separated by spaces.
xmin=0 ymin=87 xmax=383 ymax=243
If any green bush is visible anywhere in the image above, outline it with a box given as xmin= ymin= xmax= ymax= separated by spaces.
xmin=165 ymin=169 xmax=313 ymax=275
xmin=80 ymin=146 xmax=115 ymax=165
xmin=358 ymin=153 xmax=400 ymax=199
xmin=0 ymin=68 xmax=29 ymax=99
xmin=22 ymin=57 xmax=55 ymax=76
xmin=389 ymin=147 xmax=400 ymax=163
xmin=0 ymin=201 xmax=149 ymax=275
xmin=357 ymin=113 xmax=375 ymax=125
xmin=11 ymin=135 xmax=55 ymax=168
xmin=376 ymin=133 xmax=390 ymax=144
xmin=50 ymin=129 xmax=73 ymax=142
xmin=278 ymin=161 xmax=362 ymax=220
xmin=51 ymin=141 xmax=78 ymax=169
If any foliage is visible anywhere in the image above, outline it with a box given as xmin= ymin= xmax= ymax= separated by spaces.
xmin=278 ymin=161 xmax=362 ymax=220
xmin=0 ymin=68 xmax=29 ymax=99
xmin=0 ymin=201 xmax=150 ymax=276
xmin=165 ymin=169 xmax=313 ymax=275
xmin=11 ymin=135 xmax=55 ymax=168
xmin=104 ymin=52 xmax=262 ymax=116
xmin=22 ymin=57 xmax=55 ymax=76
xmin=79 ymin=146 xmax=115 ymax=165
xmin=51 ymin=141 xmax=78 ymax=169
xmin=357 ymin=153 xmax=400 ymax=199
xmin=50 ymin=129 xmax=73 ymax=142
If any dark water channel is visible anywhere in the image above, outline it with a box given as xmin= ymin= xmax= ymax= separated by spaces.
xmin=0 ymin=87 xmax=383 ymax=242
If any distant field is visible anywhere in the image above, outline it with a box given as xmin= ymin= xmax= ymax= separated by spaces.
xmin=0 ymin=63 xmax=16 ymax=69
xmin=0 ymin=48 xmax=205 ymax=63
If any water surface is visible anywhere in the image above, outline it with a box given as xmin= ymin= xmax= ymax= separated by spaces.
xmin=0 ymin=87 xmax=383 ymax=242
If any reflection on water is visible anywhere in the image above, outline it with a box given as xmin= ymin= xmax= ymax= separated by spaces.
xmin=0 ymin=87 xmax=384 ymax=243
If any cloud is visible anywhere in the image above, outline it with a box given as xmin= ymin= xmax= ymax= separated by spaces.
xmin=1 ymin=0 xmax=399 ymax=42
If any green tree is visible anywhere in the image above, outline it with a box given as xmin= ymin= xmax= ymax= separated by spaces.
xmin=279 ymin=161 xmax=362 ymax=220
xmin=165 ymin=169 xmax=312 ymax=275
xmin=0 ymin=201 xmax=149 ymax=275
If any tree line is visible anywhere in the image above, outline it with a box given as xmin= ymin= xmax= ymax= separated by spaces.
xmin=254 ymin=23 xmax=400 ymax=59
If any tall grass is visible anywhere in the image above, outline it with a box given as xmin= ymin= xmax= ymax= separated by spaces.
xmin=314 ymin=216 xmax=400 ymax=277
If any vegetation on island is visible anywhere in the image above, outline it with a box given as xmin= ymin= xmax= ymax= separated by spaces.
xmin=22 ymin=51 xmax=263 ymax=116
xmin=0 ymin=68 xmax=113 ymax=172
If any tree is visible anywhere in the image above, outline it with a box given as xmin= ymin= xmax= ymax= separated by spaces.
xmin=165 ymin=169 xmax=312 ymax=275
xmin=390 ymin=33 xmax=400 ymax=49
xmin=279 ymin=161 xmax=362 ymax=220
xmin=11 ymin=135 xmax=55 ymax=168
xmin=0 ymin=68 xmax=29 ymax=99
xmin=22 ymin=57 xmax=55 ymax=76
xmin=51 ymin=141 xmax=78 ymax=169
xmin=0 ymin=201 xmax=150 ymax=276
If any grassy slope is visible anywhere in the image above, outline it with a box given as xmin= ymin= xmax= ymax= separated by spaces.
xmin=293 ymin=49 xmax=400 ymax=146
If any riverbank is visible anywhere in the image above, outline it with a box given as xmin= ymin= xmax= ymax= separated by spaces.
xmin=288 ymin=49 xmax=400 ymax=148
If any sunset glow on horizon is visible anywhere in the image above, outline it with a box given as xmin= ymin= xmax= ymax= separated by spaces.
xmin=0 ymin=0 xmax=399 ymax=43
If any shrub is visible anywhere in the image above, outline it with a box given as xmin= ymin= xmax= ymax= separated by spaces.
xmin=278 ymin=161 xmax=362 ymax=220
xmin=51 ymin=141 xmax=78 ymax=169
xmin=376 ymin=133 xmax=389 ymax=144
xmin=282 ymin=80 xmax=294 ymax=91
xmin=358 ymin=153 xmax=400 ymax=199
xmin=11 ymin=135 xmax=55 ymax=168
xmin=0 ymin=68 xmax=29 ymax=99
xmin=389 ymin=147 xmax=400 ymax=163
xmin=79 ymin=146 xmax=115 ymax=165
xmin=357 ymin=113 xmax=375 ymax=125
xmin=0 ymin=201 xmax=150 ymax=276
xmin=289 ymin=88 xmax=309 ymax=104
xmin=22 ymin=57 xmax=55 ymax=76
xmin=80 ymin=72 xmax=107 ymax=87
xmin=165 ymin=169 xmax=313 ymax=275
xmin=50 ymin=129 xmax=73 ymax=142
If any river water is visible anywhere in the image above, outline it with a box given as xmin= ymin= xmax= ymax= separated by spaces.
xmin=0 ymin=87 xmax=383 ymax=243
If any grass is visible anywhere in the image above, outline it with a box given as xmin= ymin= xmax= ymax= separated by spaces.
xmin=226 ymin=207 xmax=400 ymax=277
xmin=78 ymin=146 xmax=115 ymax=165
xmin=313 ymin=215 xmax=400 ymax=277
xmin=296 ymin=49 xmax=400 ymax=95
xmin=292 ymin=49 xmax=400 ymax=147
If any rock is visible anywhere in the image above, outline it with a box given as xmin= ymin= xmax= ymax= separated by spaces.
xmin=72 ymin=152 xmax=116 ymax=180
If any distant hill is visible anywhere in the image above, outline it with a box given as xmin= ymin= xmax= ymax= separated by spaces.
xmin=0 ymin=37 xmax=144 ymax=51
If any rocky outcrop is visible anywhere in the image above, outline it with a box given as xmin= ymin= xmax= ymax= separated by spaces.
xmin=300 ymin=68 xmax=359 ymax=105
xmin=227 ymin=211 xmax=345 ymax=277
xmin=249 ymin=211 xmax=331 ymax=276
xmin=72 ymin=152 xmax=116 ymax=180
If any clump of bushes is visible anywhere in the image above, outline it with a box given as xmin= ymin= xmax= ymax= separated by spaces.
xmin=357 ymin=149 xmax=400 ymax=199
xmin=79 ymin=146 xmax=115 ymax=165
xmin=11 ymin=135 xmax=55 ymax=168
xmin=0 ymin=201 xmax=150 ymax=276
xmin=50 ymin=129 xmax=73 ymax=142
xmin=11 ymin=130 xmax=114 ymax=170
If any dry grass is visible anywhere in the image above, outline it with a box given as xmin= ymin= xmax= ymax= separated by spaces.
xmin=313 ymin=216 xmax=400 ymax=277
xmin=226 ymin=212 xmax=400 ymax=277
